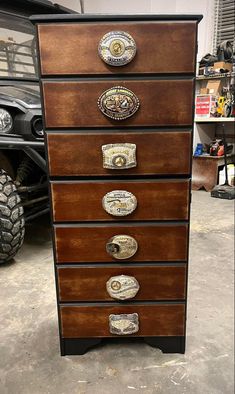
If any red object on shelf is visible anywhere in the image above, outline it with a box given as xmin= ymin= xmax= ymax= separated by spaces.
xmin=195 ymin=94 xmax=217 ymax=118
xmin=209 ymin=139 xmax=224 ymax=156
xmin=218 ymin=145 xmax=224 ymax=156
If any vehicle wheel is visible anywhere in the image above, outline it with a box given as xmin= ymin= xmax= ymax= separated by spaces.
xmin=0 ymin=169 xmax=25 ymax=264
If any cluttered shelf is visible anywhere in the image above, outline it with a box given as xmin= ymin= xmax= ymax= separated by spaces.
xmin=196 ymin=49 xmax=234 ymax=119
xmin=193 ymin=41 xmax=235 ymax=196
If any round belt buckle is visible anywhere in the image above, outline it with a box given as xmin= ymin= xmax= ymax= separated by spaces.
xmin=98 ymin=31 xmax=136 ymax=66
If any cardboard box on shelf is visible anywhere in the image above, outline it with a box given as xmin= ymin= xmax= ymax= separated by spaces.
xmin=206 ymin=79 xmax=222 ymax=95
xmin=200 ymin=87 xmax=209 ymax=94
xmin=198 ymin=66 xmax=214 ymax=76
xmin=213 ymin=62 xmax=233 ymax=72
xmin=195 ymin=94 xmax=217 ymax=118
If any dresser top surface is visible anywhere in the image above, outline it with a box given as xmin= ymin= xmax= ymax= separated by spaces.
xmin=30 ymin=13 xmax=203 ymax=24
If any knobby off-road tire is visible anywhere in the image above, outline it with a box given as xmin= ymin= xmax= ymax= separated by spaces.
xmin=0 ymin=169 xmax=25 ymax=264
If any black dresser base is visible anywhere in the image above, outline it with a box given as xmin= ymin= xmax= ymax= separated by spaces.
xmin=61 ymin=336 xmax=185 ymax=356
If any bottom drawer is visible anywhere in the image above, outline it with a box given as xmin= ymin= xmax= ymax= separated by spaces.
xmin=60 ymin=304 xmax=185 ymax=338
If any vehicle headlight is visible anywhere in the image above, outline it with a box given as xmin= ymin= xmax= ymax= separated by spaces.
xmin=0 ymin=108 xmax=13 ymax=133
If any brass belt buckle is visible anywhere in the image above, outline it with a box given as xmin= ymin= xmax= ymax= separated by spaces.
xmin=106 ymin=234 xmax=138 ymax=260
xmin=98 ymin=86 xmax=140 ymax=120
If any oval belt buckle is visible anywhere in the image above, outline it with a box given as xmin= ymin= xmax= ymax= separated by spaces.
xmin=106 ymin=275 xmax=140 ymax=300
xmin=106 ymin=234 xmax=138 ymax=260
xmin=98 ymin=86 xmax=140 ymax=121
xmin=102 ymin=190 xmax=137 ymax=217
xmin=98 ymin=31 xmax=137 ymax=66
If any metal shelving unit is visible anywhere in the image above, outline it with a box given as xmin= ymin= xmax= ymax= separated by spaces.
xmin=195 ymin=117 xmax=234 ymax=123
xmin=196 ymin=72 xmax=234 ymax=80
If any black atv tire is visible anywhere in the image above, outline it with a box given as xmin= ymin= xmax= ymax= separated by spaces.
xmin=0 ymin=169 xmax=25 ymax=264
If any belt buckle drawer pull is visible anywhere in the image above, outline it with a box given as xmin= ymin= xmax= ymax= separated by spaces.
xmin=102 ymin=143 xmax=137 ymax=169
xmin=98 ymin=31 xmax=137 ymax=66
xmin=109 ymin=313 xmax=139 ymax=335
xmin=102 ymin=190 xmax=137 ymax=216
xmin=98 ymin=86 xmax=140 ymax=120
xmin=106 ymin=234 xmax=138 ymax=259
xmin=106 ymin=275 xmax=140 ymax=300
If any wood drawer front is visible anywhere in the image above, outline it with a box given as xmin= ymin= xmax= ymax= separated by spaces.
xmin=38 ymin=22 xmax=196 ymax=76
xmin=51 ymin=180 xmax=190 ymax=222
xmin=57 ymin=265 xmax=186 ymax=302
xmin=55 ymin=224 xmax=188 ymax=263
xmin=60 ymin=304 xmax=185 ymax=338
xmin=47 ymin=131 xmax=191 ymax=176
xmin=42 ymin=79 xmax=194 ymax=128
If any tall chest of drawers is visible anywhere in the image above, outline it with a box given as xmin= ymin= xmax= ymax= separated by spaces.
xmin=32 ymin=14 xmax=202 ymax=355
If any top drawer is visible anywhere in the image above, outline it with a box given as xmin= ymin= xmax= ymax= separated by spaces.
xmin=37 ymin=21 xmax=197 ymax=76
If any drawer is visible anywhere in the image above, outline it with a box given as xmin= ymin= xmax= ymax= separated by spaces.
xmin=38 ymin=22 xmax=197 ymax=76
xmin=54 ymin=223 xmax=188 ymax=263
xmin=57 ymin=265 xmax=186 ymax=302
xmin=51 ymin=180 xmax=190 ymax=222
xmin=47 ymin=131 xmax=191 ymax=176
xmin=60 ymin=303 xmax=185 ymax=337
xmin=42 ymin=79 xmax=194 ymax=128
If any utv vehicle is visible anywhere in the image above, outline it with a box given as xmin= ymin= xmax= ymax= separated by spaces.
xmin=0 ymin=11 xmax=48 ymax=264
xmin=0 ymin=0 xmax=75 ymax=264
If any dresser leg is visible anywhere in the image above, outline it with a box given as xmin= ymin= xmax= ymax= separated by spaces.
xmin=61 ymin=338 xmax=102 ymax=356
xmin=144 ymin=336 xmax=185 ymax=354
xmin=60 ymin=337 xmax=185 ymax=355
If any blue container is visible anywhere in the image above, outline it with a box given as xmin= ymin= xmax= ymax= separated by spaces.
xmin=194 ymin=143 xmax=203 ymax=156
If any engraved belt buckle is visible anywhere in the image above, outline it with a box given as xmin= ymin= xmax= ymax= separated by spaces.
xmin=106 ymin=234 xmax=138 ymax=260
xmin=102 ymin=190 xmax=137 ymax=216
xmin=109 ymin=313 xmax=139 ymax=335
xmin=102 ymin=143 xmax=137 ymax=170
xmin=98 ymin=86 xmax=140 ymax=121
xmin=106 ymin=275 xmax=140 ymax=300
xmin=98 ymin=31 xmax=137 ymax=67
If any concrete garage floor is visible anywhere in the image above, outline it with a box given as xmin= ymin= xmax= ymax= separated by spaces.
xmin=0 ymin=191 xmax=234 ymax=394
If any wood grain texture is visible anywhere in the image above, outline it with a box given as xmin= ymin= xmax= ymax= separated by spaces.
xmin=42 ymin=79 xmax=194 ymax=128
xmin=51 ymin=180 xmax=190 ymax=222
xmin=54 ymin=224 xmax=188 ymax=263
xmin=34 ymin=14 xmax=199 ymax=352
xmin=47 ymin=131 xmax=192 ymax=176
xmin=57 ymin=265 xmax=186 ymax=301
xmin=60 ymin=304 xmax=185 ymax=337
xmin=38 ymin=22 xmax=196 ymax=75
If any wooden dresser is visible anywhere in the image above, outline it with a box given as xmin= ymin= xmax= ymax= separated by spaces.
xmin=32 ymin=14 xmax=202 ymax=355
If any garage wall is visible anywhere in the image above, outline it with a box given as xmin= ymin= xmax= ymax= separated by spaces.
xmin=58 ymin=0 xmax=215 ymax=59
xmin=56 ymin=0 xmax=216 ymax=149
